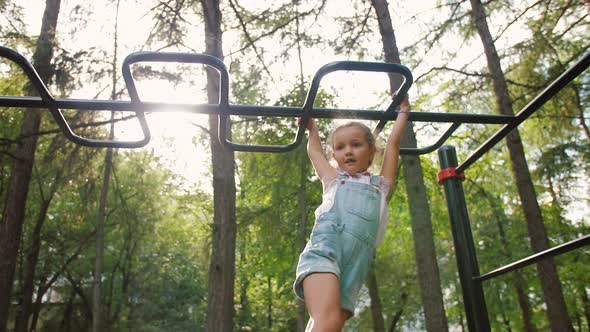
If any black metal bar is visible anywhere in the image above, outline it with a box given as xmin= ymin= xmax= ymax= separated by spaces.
xmin=456 ymin=50 xmax=590 ymax=173
xmin=2 ymin=46 xmax=522 ymax=152
xmin=438 ymin=145 xmax=491 ymax=332
xmin=1 ymin=45 xmax=151 ymax=148
xmin=5 ymin=45 xmax=586 ymax=154
xmin=401 ymin=122 xmax=461 ymax=155
xmin=295 ymin=60 xmax=413 ymax=153
xmin=476 ymin=234 xmax=590 ymax=282
xmin=0 ymin=96 xmax=516 ymax=124
xmin=121 ymin=52 xmax=233 ymax=142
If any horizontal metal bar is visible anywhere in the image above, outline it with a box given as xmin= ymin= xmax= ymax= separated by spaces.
xmin=456 ymin=50 xmax=590 ymax=173
xmin=0 ymin=96 xmax=516 ymax=124
xmin=475 ymin=234 xmax=590 ymax=282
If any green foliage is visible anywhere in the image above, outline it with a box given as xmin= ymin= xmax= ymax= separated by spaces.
xmin=0 ymin=1 xmax=28 ymax=44
xmin=27 ymin=148 xmax=212 ymax=331
xmin=231 ymin=82 xmax=339 ymax=331
xmin=4 ymin=0 xmax=589 ymax=330
xmin=0 ymin=67 xmax=28 ymax=206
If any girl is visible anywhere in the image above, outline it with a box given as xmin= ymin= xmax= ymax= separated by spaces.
xmin=294 ymin=96 xmax=410 ymax=331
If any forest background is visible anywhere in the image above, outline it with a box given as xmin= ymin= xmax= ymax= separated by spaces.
xmin=0 ymin=0 xmax=588 ymax=331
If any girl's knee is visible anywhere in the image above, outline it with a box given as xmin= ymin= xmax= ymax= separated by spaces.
xmin=309 ymin=311 xmax=347 ymax=332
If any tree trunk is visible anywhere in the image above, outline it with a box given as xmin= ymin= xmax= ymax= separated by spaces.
xmin=0 ymin=1 xmax=61 ymax=330
xmin=65 ymin=270 xmax=93 ymax=329
xmin=504 ymin=234 xmax=537 ymax=332
xmin=401 ymin=124 xmax=450 ymax=332
xmin=60 ymin=288 xmax=76 ymax=332
xmin=93 ymin=137 xmax=113 ymax=332
xmin=367 ymin=265 xmax=385 ymax=332
xmin=500 ymin=226 xmax=537 ymax=332
xmin=201 ymin=1 xmax=237 ymax=331
xmin=370 ymin=1 xmax=449 ymax=331
xmin=581 ymin=286 xmax=590 ymax=329
xmin=469 ymin=1 xmax=573 ymax=331
xmin=237 ymin=245 xmax=250 ymax=327
xmin=295 ymin=11 xmax=309 ymax=330
xmin=93 ymin=1 xmax=120 ymax=326
xmin=388 ymin=291 xmax=407 ymax=332
xmin=296 ymin=143 xmax=308 ymax=332
xmin=496 ymin=291 xmax=514 ymax=332
xmin=574 ymin=86 xmax=590 ymax=143
xmin=267 ymin=276 xmax=273 ymax=329
xmin=13 ymin=198 xmax=51 ymax=332
xmin=32 ymin=230 xmax=87 ymax=332
xmin=514 ymin=280 xmax=537 ymax=332
xmin=473 ymin=181 xmax=537 ymax=332
xmin=14 ymin=142 xmax=77 ymax=332
xmin=110 ymin=237 xmax=133 ymax=324
xmin=29 ymin=280 xmax=46 ymax=332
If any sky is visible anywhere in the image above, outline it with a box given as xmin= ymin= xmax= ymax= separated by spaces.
xmin=6 ymin=0 xmax=588 ymax=222
xmin=16 ymin=0 xmax=446 ymax=189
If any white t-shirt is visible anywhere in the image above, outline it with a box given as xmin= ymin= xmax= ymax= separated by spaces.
xmin=315 ymin=169 xmax=391 ymax=247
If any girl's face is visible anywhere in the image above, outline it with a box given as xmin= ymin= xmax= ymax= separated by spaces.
xmin=331 ymin=126 xmax=375 ymax=174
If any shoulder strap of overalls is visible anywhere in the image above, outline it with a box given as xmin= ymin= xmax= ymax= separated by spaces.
xmin=370 ymin=175 xmax=381 ymax=187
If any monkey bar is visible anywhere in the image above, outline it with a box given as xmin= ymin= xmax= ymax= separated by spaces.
xmin=0 ymin=45 xmax=515 ymax=153
xmin=1 ymin=45 xmax=590 ymax=331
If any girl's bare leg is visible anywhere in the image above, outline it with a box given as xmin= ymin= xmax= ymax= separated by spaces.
xmin=303 ymin=273 xmax=350 ymax=332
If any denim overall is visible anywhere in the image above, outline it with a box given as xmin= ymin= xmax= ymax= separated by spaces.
xmin=294 ymin=174 xmax=382 ymax=313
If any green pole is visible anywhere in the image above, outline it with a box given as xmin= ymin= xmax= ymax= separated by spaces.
xmin=438 ymin=145 xmax=490 ymax=332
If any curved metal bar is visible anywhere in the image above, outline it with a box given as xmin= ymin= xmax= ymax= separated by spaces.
xmin=0 ymin=46 xmax=152 ymax=148
xmin=295 ymin=60 xmax=414 ymax=153
xmin=2 ymin=47 xmax=493 ymax=155
xmin=121 ymin=51 xmax=232 ymax=148
xmin=223 ymin=60 xmax=414 ymax=152
xmin=302 ymin=60 xmax=413 ymax=126
xmin=123 ymin=52 xmax=244 ymax=152
xmin=401 ymin=122 xmax=462 ymax=155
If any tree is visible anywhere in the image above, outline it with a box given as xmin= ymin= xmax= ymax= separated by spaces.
xmin=2 ymin=0 xmax=586 ymax=330
xmin=370 ymin=0 xmax=450 ymax=330
xmin=467 ymin=178 xmax=538 ymax=331
xmin=293 ymin=3 xmax=312 ymax=330
xmin=93 ymin=1 xmax=121 ymax=330
xmin=200 ymin=1 xmax=237 ymax=331
xmin=0 ymin=1 xmax=61 ymax=330
xmin=469 ymin=0 xmax=574 ymax=330
xmin=12 ymin=140 xmax=81 ymax=332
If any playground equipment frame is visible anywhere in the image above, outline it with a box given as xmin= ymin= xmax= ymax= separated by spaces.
xmin=1 ymin=45 xmax=589 ymax=331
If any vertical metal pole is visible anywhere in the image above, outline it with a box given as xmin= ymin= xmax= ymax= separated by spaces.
xmin=438 ymin=145 xmax=490 ymax=332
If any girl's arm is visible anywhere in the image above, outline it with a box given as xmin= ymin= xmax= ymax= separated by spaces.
xmin=380 ymin=96 xmax=410 ymax=197
xmin=304 ymin=119 xmax=338 ymax=182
